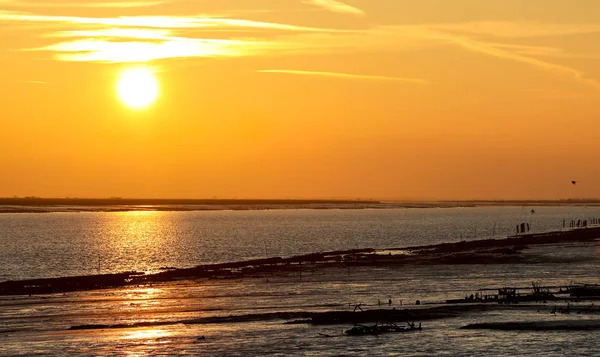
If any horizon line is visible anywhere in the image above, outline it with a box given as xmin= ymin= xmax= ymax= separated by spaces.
xmin=1 ymin=197 xmax=599 ymax=203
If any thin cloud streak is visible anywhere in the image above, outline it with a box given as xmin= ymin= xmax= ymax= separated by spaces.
xmin=38 ymin=38 xmax=277 ymax=62
xmin=258 ymin=70 xmax=428 ymax=84
xmin=50 ymin=28 xmax=174 ymax=40
xmin=0 ymin=0 xmax=168 ymax=8
xmin=483 ymin=43 xmax=600 ymax=60
xmin=0 ymin=10 xmax=351 ymax=32
xmin=429 ymin=21 xmax=600 ymax=39
xmin=305 ymin=0 xmax=364 ymax=16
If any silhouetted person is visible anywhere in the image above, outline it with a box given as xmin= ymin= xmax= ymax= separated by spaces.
xmin=388 ymin=299 xmax=392 ymax=306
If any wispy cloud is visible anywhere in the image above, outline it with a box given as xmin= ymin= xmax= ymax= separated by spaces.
xmin=23 ymin=80 xmax=47 ymax=84
xmin=305 ymin=0 xmax=364 ymax=16
xmin=290 ymin=24 xmax=600 ymax=90
xmin=37 ymin=37 xmax=279 ymax=62
xmin=0 ymin=0 xmax=168 ymax=8
xmin=50 ymin=28 xmax=173 ymax=40
xmin=0 ymin=10 xmax=348 ymax=32
xmin=2 ymin=7 xmax=600 ymax=90
xmin=496 ymin=44 xmax=600 ymax=60
xmin=258 ymin=69 xmax=427 ymax=84
xmin=428 ymin=21 xmax=600 ymax=39
xmin=426 ymin=31 xmax=600 ymax=90
xmin=0 ymin=9 xmax=354 ymax=62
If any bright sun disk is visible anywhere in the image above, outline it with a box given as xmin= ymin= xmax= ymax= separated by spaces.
xmin=116 ymin=67 xmax=158 ymax=109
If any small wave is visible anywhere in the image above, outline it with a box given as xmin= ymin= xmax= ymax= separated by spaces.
xmin=462 ymin=320 xmax=600 ymax=331
xmin=0 ymin=329 xmax=21 ymax=334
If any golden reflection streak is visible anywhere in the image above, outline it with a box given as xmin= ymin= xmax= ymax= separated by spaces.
xmin=122 ymin=328 xmax=171 ymax=340
xmin=122 ymin=286 xmax=162 ymax=298
xmin=99 ymin=212 xmax=172 ymax=276
xmin=123 ymin=209 xmax=161 ymax=215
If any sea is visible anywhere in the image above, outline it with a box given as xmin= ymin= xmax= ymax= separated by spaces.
xmin=1 ymin=206 xmax=600 ymax=356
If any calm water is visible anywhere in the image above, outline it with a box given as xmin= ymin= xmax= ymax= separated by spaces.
xmin=2 ymin=259 xmax=600 ymax=356
xmin=2 ymin=206 xmax=600 ymax=356
xmin=1 ymin=206 xmax=600 ymax=281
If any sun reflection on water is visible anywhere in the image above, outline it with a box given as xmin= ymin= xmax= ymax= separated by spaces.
xmin=94 ymin=211 xmax=184 ymax=276
xmin=123 ymin=287 xmax=162 ymax=298
xmin=122 ymin=328 xmax=171 ymax=340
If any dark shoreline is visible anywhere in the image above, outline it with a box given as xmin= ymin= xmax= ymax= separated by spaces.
xmin=2 ymin=227 xmax=599 ymax=296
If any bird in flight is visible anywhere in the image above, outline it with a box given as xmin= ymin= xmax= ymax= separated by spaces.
xmin=572 ymin=180 xmax=577 ymax=185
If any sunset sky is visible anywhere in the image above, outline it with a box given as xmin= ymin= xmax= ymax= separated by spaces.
xmin=1 ymin=0 xmax=599 ymax=200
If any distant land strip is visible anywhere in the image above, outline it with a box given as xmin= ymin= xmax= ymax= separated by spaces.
xmin=0 ymin=197 xmax=386 ymax=213
xmin=0 ymin=197 xmax=599 ymax=214
xmin=0 ymin=198 xmax=378 ymax=206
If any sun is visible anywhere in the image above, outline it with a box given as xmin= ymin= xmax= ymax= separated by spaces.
xmin=116 ymin=67 xmax=159 ymax=109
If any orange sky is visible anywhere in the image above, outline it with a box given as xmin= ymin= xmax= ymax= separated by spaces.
xmin=1 ymin=0 xmax=599 ymax=200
